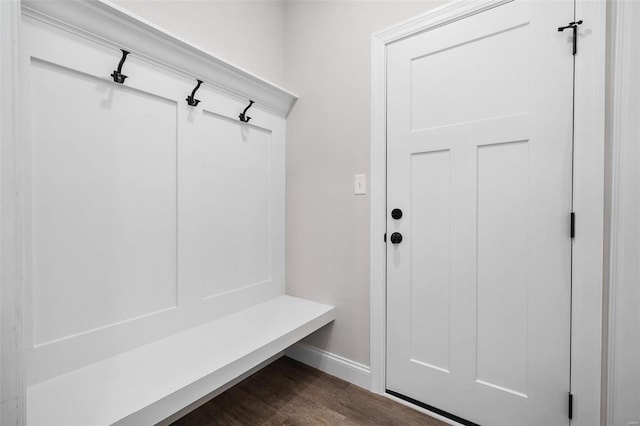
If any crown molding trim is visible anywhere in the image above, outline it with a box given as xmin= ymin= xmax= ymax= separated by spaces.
xmin=21 ymin=0 xmax=298 ymax=117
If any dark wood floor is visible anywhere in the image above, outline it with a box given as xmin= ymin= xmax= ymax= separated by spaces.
xmin=171 ymin=356 xmax=446 ymax=425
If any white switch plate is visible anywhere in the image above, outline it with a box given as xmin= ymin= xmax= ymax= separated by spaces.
xmin=354 ymin=174 xmax=366 ymax=195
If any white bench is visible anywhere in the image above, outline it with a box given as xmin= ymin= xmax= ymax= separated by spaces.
xmin=27 ymin=296 xmax=335 ymax=426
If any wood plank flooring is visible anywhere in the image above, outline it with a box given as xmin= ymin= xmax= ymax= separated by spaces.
xmin=171 ymin=356 xmax=446 ymax=425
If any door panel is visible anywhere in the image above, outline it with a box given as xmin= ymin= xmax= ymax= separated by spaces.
xmin=410 ymin=149 xmax=452 ymax=373
xmin=476 ymin=140 xmax=529 ymax=397
xmin=410 ymin=22 xmax=529 ymax=131
xmin=386 ymin=1 xmax=574 ymax=425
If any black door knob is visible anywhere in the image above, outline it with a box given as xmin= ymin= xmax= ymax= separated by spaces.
xmin=390 ymin=232 xmax=403 ymax=244
xmin=391 ymin=208 xmax=403 ymax=220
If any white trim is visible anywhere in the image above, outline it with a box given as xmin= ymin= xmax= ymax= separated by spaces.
xmin=285 ymin=343 xmax=371 ymax=391
xmin=606 ymin=0 xmax=640 ymax=425
xmin=372 ymin=0 xmax=512 ymax=43
xmin=0 ymin=1 xmax=25 ymax=425
xmin=369 ymin=18 xmax=387 ymax=395
xmin=20 ymin=0 xmax=298 ymax=117
xmin=370 ymin=3 xmax=606 ymax=426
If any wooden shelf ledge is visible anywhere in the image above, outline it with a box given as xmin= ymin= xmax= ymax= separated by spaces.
xmin=27 ymin=296 xmax=335 ymax=426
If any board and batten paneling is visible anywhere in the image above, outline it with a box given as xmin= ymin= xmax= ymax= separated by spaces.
xmin=21 ymin=5 xmax=291 ymax=386
xmin=30 ymin=57 xmax=179 ymax=346
xmin=201 ymin=112 xmax=273 ymax=299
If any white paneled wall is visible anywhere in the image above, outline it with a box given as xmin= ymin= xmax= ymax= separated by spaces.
xmin=21 ymin=4 xmax=290 ymax=387
xmin=30 ymin=58 xmax=179 ymax=346
xmin=201 ymin=114 xmax=273 ymax=298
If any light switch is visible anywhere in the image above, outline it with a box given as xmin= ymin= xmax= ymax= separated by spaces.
xmin=354 ymin=174 xmax=366 ymax=195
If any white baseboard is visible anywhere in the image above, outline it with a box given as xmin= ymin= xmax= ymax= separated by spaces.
xmin=285 ymin=343 xmax=371 ymax=390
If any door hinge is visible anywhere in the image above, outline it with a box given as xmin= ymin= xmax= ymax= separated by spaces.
xmin=384 ymin=233 xmax=387 ymax=242
xmin=570 ymin=212 xmax=576 ymax=238
xmin=558 ymin=20 xmax=583 ymax=55
xmin=568 ymin=393 xmax=574 ymax=419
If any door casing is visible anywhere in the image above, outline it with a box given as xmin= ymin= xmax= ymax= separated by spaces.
xmin=369 ymin=1 xmax=606 ymax=425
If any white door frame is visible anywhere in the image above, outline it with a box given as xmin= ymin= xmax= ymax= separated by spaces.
xmin=606 ymin=0 xmax=640 ymax=424
xmin=370 ymin=1 xmax=606 ymax=425
xmin=0 ymin=0 xmax=26 ymax=425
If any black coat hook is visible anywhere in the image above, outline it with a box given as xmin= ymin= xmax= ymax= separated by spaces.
xmin=111 ymin=49 xmax=130 ymax=84
xmin=186 ymin=79 xmax=203 ymax=106
xmin=239 ymin=100 xmax=254 ymax=122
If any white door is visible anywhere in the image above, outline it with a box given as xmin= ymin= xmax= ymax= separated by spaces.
xmin=386 ymin=2 xmax=575 ymax=425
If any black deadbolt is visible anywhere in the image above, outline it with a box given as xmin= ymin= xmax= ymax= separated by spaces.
xmin=391 ymin=208 xmax=403 ymax=220
xmin=390 ymin=232 xmax=403 ymax=244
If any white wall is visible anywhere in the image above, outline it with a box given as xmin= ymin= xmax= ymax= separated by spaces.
xmin=111 ymin=0 xmax=286 ymax=87
xmin=284 ymin=0 xmax=444 ymax=366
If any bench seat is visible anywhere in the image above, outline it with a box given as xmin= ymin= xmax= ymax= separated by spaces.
xmin=27 ymin=295 xmax=335 ymax=426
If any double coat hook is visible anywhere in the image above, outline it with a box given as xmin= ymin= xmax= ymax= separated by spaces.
xmin=111 ymin=49 xmax=130 ymax=84
xmin=239 ymin=100 xmax=254 ymax=123
xmin=186 ymin=79 xmax=203 ymax=106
